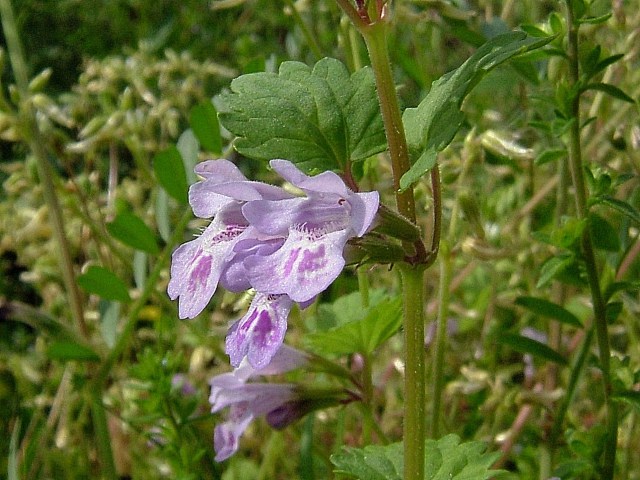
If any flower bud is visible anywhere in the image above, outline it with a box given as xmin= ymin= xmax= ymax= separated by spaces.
xmin=28 ymin=68 xmax=52 ymax=92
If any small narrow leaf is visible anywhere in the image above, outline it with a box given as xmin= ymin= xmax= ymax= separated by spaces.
xmin=47 ymin=340 xmax=100 ymax=362
xmin=153 ymin=146 xmax=189 ymax=204
xmin=604 ymin=280 xmax=640 ymax=301
xmin=582 ymin=83 xmax=635 ymax=103
xmin=612 ymin=390 xmax=640 ymax=411
xmin=589 ymin=212 xmax=620 ymax=252
xmin=593 ymin=54 xmax=625 ymax=77
xmin=595 ymin=195 xmax=640 ymax=224
xmin=576 ymin=12 xmax=612 ymax=25
xmin=190 ymin=101 xmax=222 ymax=153
xmin=77 ymin=266 xmax=130 ymax=302
xmin=99 ymin=300 xmax=120 ymax=349
xmin=177 ymin=129 xmax=199 ymax=184
xmin=535 ymin=148 xmax=566 ymax=165
xmin=537 ymin=254 xmax=576 ymax=288
xmin=500 ymin=333 xmax=568 ymax=365
xmin=400 ymin=32 xmax=553 ymax=190
xmin=107 ymin=212 xmax=160 ymax=254
xmin=515 ymin=296 xmax=582 ymax=328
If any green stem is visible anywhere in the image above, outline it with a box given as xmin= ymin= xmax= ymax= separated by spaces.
xmin=550 ymin=328 xmax=594 ymax=444
xmin=400 ymin=264 xmax=426 ymax=480
xmin=336 ymin=5 xmax=433 ymax=479
xmin=90 ymin=393 xmax=118 ymax=479
xmin=361 ymin=22 xmax=416 ymax=222
xmin=430 ymin=242 xmax=451 ymax=438
xmin=564 ymin=3 xmax=617 ymax=477
xmin=361 ymin=354 xmax=374 ymax=444
xmin=0 ymin=0 xmax=88 ymax=339
xmin=284 ymin=0 xmax=323 ymax=60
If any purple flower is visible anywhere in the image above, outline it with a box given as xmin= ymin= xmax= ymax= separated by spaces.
xmin=225 ymin=293 xmax=293 ymax=369
xmin=241 ymin=160 xmax=379 ymax=303
xmin=210 ymin=345 xmax=308 ymax=461
xmin=169 ymin=158 xmax=379 ymax=368
xmin=167 ymin=160 xmax=291 ymax=319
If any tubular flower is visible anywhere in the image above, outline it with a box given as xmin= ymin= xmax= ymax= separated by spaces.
xmin=169 ymin=159 xmax=379 ymax=367
xmin=210 ymin=345 xmax=308 ymax=462
xmin=167 ymin=160 xmax=291 ymax=319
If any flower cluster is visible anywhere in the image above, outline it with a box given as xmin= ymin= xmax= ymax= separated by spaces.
xmin=168 ymin=159 xmax=379 ymax=369
xmin=210 ymin=345 xmax=308 ymax=461
xmin=210 ymin=344 xmax=355 ymax=461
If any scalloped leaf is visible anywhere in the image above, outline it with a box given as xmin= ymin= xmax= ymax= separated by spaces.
xmin=331 ymin=434 xmax=502 ymax=480
xmin=218 ymin=57 xmax=386 ymax=172
xmin=305 ymin=296 xmax=402 ymax=356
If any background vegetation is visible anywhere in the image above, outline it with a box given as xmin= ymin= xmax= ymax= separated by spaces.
xmin=1 ymin=0 xmax=639 ymax=479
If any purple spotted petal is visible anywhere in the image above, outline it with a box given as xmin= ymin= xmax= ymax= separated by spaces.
xmin=245 ymin=227 xmax=350 ymax=303
xmin=220 ymin=236 xmax=284 ymax=292
xmin=167 ymin=210 xmax=246 ymax=319
xmin=225 ymin=293 xmax=293 ymax=369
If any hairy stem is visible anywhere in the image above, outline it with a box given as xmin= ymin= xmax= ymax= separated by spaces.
xmin=399 ymin=264 xmax=426 ymax=480
xmin=362 ymin=23 xmax=416 ymax=222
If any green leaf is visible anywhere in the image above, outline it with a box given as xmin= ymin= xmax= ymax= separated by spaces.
xmin=218 ymin=57 xmax=386 ymax=172
xmin=515 ymin=296 xmax=582 ymax=328
xmin=605 ymin=301 xmax=623 ymax=324
xmin=499 ymin=333 xmax=567 ymax=365
xmin=535 ymin=148 xmax=566 ymax=166
xmin=305 ymin=296 xmax=402 ymax=356
xmin=331 ymin=434 xmax=501 ymax=480
xmin=537 ymin=254 xmax=576 ymax=288
xmin=400 ymin=31 xmax=553 ymax=190
xmin=595 ymin=195 xmax=640 ymax=224
xmin=77 ymin=266 xmax=130 ymax=302
xmin=99 ymin=300 xmax=120 ymax=349
xmin=177 ymin=129 xmax=199 ymax=185
xmin=612 ymin=390 xmax=640 ymax=411
xmin=107 ymin=212 xmax=160 ymax=254
xmin=153 ymin=146 xmax=189 ymax=204
xmin=604 ymin=280 xmax=640 ymax=302
xmin=592 ymin=54 xmax=625 ymax=78
xmin=190 ymin=101 xmax=222 ymax=153
xmin=575 ymin=12 xmax=612 ymax=25
xmin=589 ymin=212 xmax=620 ymax=252
xmin=581 ymin=83 xmax=635 ymax=103
xmin=47 ymin=340 xmax=100 ymax=362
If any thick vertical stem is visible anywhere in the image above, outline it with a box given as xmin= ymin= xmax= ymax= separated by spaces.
xmin=400 ymin=265 xmax=426 ymax=480
xmin=362 ymin=23 xmax=416 ymax=222
xmin=336 ymin=4 xmax=431 ymax=479
xmin=564 ymin=3 xmax=617 ymax=477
